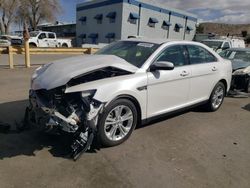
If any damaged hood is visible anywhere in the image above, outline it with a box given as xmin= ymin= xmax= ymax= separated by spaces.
xmin=32 ymin=55 xmax=138 ymax=90
xmin=232 ymin=59 xmax=250 ymax=71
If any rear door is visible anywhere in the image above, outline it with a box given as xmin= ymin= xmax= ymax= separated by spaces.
xmin=186 ymin=45 xmax=220 ymax=103
xmin=147 ymin=45 xmax=191 ymax=118
xmin=47 ymin=33 xmax=57 ymax=47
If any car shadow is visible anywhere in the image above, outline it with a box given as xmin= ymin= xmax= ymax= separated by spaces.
xmin=1 ymin=99 xmax=248 ymax=160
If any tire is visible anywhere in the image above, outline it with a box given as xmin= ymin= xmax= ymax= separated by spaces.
xmin=62 ymin=43 xmax=68 ymax=48
xmin=97 ymin=99 xmax=138 ymax=147
xmin=205 ymin=82 xmax=226 ymax=112
xmin=29 ymin=43 xmax=37 ymax=48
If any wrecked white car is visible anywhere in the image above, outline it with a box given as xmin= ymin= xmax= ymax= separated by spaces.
xmin=27 ymin=39 xmax=232 ymax=159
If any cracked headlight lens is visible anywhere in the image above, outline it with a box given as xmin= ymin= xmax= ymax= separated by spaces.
xmin=233 ymin=66 xmax=250 ymax=75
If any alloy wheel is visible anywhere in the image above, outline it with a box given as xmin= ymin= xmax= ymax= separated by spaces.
xmin=104 ymin=105 xmax=134 ymax=141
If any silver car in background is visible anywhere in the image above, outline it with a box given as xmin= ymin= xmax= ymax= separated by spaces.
xmin=27 ymin=39 xmax=232 ymax=159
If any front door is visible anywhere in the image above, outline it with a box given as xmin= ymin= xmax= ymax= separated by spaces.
xmin=147 ymin=45 xmax=191 ymax=118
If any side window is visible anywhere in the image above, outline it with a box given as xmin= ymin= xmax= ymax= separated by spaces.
xmin=48 ymin=33 xmax=55 ymax=39
xmin=156 ymin=45 xmax=187 ymax=67
xmin=223 ymin=42 xmax=230 ymax=49
xmin=186 ymin=45 xmax=217 ymax=64
xmin=38 ymin=33 xmax=46 ymax=40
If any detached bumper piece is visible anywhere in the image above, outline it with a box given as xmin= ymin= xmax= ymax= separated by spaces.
xmin=231 ymin=74 xmax=250 ymax=92
xmin=27 ymin=89 xmax=103 ymax=160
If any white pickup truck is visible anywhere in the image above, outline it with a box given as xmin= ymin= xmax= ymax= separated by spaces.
xmin=28 ymin=31 xmax=72 ymax=48
xmin=202 ymin=38 xmax=245 ymax=53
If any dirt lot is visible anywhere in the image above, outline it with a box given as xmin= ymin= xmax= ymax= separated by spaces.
xmin=0 ymin=58 xmax=250 ymax=188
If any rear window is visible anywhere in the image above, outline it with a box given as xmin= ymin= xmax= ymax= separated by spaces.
xmin=186 ymin=45 xmax=217 ymax=64
xmin=48 ymin=33 xmax=55 ymax=39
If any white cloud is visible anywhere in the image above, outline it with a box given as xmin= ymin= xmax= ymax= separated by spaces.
xmin=144 ymin=0 xmax=250 ymax=24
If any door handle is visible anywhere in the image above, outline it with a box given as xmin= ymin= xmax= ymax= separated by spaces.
xmin=180 ymin=71 xmax=189 ymax=77
xmin=212 ymin=67 xmax=218 ymax=71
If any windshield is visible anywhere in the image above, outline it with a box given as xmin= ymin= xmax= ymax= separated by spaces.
xmin=29 ymin=32 xmax=40 ymax=37
xmin=219 ymin=50 xmax=250 ymax=62
xmin=202 ymin=41 xmax=223 ymax=50
xmin=96 ymin=41 xmax=160 ymax=68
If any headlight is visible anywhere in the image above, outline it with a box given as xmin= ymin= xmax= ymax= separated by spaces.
xmin=233 ymin=66 xmax=250 ymax=75
xmin=81 ymin=90 xmax=96 ymax=98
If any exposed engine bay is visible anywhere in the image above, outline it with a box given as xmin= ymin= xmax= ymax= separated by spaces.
xmin=26 ymin=67 xmax=132 ymax=160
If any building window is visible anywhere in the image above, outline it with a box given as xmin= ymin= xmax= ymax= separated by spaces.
xmin=94 ymin=14 xmax=103 ymax=24
xmin=79 ymin=16 xmax=87 ymax=25
xmin=129 ymin=12 xmax=140 ymax=24
xmin=186 ymin=26 xmax=193 ymax=34
xmin=79 ymin=34 xmax=86 ymax=44
xmin=106 ymin=33 xmax=115 ymax=43
xmin=88 ymin=33 xmax=98 ymax=44
xmin=162 ymin=21 xmax=171 ymax=30
xmin=174 ymin=23 xmax=183 ymax=32
xmin=148 ymin=17 xmax=158 ymax=28
xmin=106 ymin=12 xmax=116 ymax=23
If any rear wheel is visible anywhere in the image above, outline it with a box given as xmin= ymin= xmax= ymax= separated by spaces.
xmin=205 ymin=82 xmax=225 ymax=112
xmin=98 ymin=99 xmax=138 ymax=147
xmin=62 ymin=43 xmax=68 ymax=48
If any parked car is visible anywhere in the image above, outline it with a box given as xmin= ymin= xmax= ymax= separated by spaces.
xmin=28 ymin=31 xmax=72 ymax=48
xmin=220 ymin=48 xmax=250 ymax=92
xmin=0 ymin=36 xmax=11 ymax=47
xmin=0 ymin=35 xmax=23 ymax=47
xmin=27 ymin=39 xmax=232 ymax=159
xmin=202 ymin=38 xmax=245 ymax=53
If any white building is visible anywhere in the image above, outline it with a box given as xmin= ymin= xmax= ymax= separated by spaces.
xmin=76 ymin=0 xmax=197 ymax=46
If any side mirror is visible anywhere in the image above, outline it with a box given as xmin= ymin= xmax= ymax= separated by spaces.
xmin=150 ymin=61 xmax=174 ymax=71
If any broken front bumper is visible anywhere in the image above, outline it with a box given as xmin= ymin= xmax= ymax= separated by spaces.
xmin=28 ymin=90 xmax=80 ymax=133
xmin=231 ymin=74 xmax=250 ymax=91
xmin=28 ymin=89 xmax=103 ymax=134
xmin=28 ymin=89 xmax=104 ymax=160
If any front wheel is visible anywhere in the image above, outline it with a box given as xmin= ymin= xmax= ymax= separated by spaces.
xmin=205 ymin=82 xmax=226 ymax=112
xmin=62 ymin=43 xmax=68 ymax=48
xmin=97 ymin=99 xmax=138 ymax=147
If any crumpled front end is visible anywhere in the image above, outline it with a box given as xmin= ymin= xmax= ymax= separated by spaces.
xmin=27 ymin=86 xmax=104 ymax=160
xmin=231 ymin=66 xmax=250 ymax=92
xmin=231 ymin=74 xmax=250 ymax=91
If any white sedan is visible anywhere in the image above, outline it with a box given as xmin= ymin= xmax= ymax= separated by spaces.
xmin=28 ymin=39 xmax=232 ymax=159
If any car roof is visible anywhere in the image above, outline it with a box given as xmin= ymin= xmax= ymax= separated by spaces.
xmin=123 ymin=38 xmax=200 ymax=45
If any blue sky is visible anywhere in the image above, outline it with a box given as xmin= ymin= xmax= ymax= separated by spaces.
xmin=59 ymin=0 xmax=250 ymax=24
